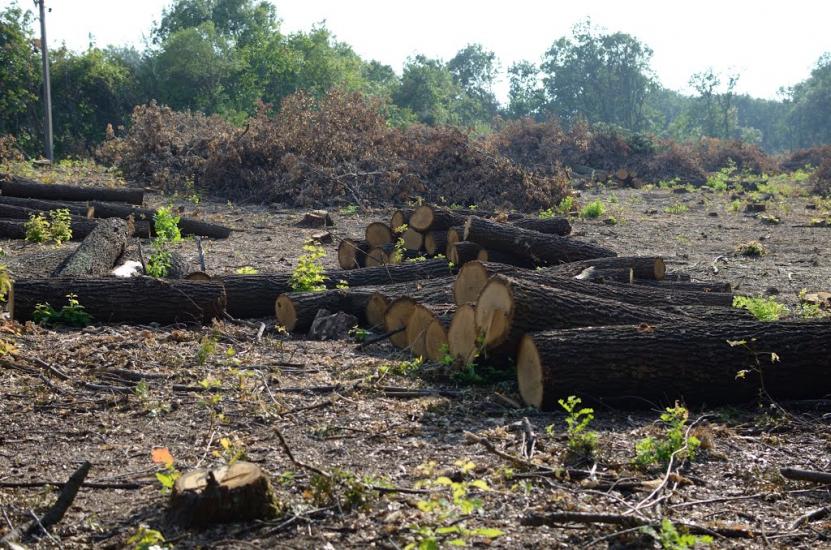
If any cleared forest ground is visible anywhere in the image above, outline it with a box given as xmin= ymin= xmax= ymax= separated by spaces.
xmin=1 ymin=179 xmax=830 ymax=549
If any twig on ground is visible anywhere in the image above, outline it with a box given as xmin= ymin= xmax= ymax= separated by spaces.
xmin=355 ymin=327 xmax=405 ymax=351
xmin=790 ymin=506 xmax=830 ymax=530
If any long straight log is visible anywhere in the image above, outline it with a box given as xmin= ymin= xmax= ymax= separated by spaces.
xmin=0 ymin=195 xmax=92 ymax=217
xmin=512 ymin=216 xmax=571 ymax=236
xmin=88 ymin=202 xmax=231 ymax=239
xmin=364 ymin=277 xmax=455 ymax=329
xmin=546 ymin=256 xmax=666 ymax=280
xmin=425 ymin=312 xmax=454 ymax=362
xmin=453 ymin=262 xmax=733 ymax=308
xmin=476 ymin=248 xmax=535 ymax=268
xmin=0 ymin=217 xmax=97 ymax=241
xmin=1 ymin=174 xmax=143 ymax=204
xmin=409 ymin=206 xmax=467 ymax=232
xmin=475 ymin=275 xmax=685 ymax=353
xmin=365 ymin=222 xmax=394 ymax=247
xmin=0 ymin=203 xmax=88 ymax=221
xmin=448 ymin=241 xmax=482 ymax=267
xmin=401 ymin=227 xmax=425 ymax=251
xmin=10 ymin=277 xmax=226 ymax=324
xmin=633 ymin=279 xmax=732 ymax=293
xmin=337 ymin=238 xmax=370 ymax=270
xmin=276 ymin=289 xmax=349 ymax=332
xmin=464 ymin=216 xmax=616 ymax=265
xmin=390 ymin=208 xmax=414 ymax=231
xmin=517 ymin=321 xmax=831 ymax=409
xmin=54 ymin=218 xmax=130 ymax=276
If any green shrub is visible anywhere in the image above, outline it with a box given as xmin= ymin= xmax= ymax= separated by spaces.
xmin=549 ymin=395 xmax=598 ymax=459
xmin=146 ymin=207 xmax=182 ymax=278
xmin=641 ymin=518 xmax=712 ymax=549
xmin=634 ymin=404 xmax=700 ymax=469
xmin=290 ymin=243 xmax=327 ymax=291
xmin=48 ymin=209 xmax=73 ymax=244
xmin=580 ymin=200 xmax=606 ymax=219
xmin=664 ymin=202 xmax=688 ymax=214
xmin=736 ymin=240 xmax=766 ymax=257
xmin=33 ymin=293 xmax=92 ymax=327
xmin=732 ymin=296 xmax=788 ymax=321
xmin=153 ymin=206 xmax=181 ymax=242
xmin=24 ymin=213 xmax=50 ymax=243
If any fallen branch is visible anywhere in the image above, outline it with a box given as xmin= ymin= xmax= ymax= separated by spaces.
xmin=355 ymin=326 xmax=405 ymax=351
xmin=780 ymin=467 xmax=831 ymax=485
xmin=790 ymin=506 xmax=830 ymax=530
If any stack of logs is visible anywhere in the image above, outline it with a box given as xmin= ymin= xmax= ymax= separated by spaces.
xmin=336 ymin=205 xmax=572 ymax=269
xmin=284 ymin=206 xmax=831 ymax=409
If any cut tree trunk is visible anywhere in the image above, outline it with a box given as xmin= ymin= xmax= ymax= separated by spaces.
xmin=294 ymin=210 xmax=333 ymax=228
xmin=512 ymin=216 xmax=572 ymax=236
xmin=337 ymin=238 xmax=370 ymax=270
xmin=446 ymin=225 xmax=465 ymax=248
xmin=453 ymin=261 xmax=733 ymax=308
xmin=546 ymin=256 xmax=666 ymax=281
xmin=335 ymin=259 xmax=455 ymax=287
xmin=1 ymin=174 xmax=143 ymax=205
xmin=364 ymin=277 xmax=454 ymax=329
xmin=0 ymin=218 xmax=99 ymax=240
xmin=668 ymin=305 xmax=755 ymax=322
xmin=88 ymin=201 xmax=231 ymax=239
xmin=447 ymin=303 xmax=478 ymax=363
xmin=409 ymin=206 xmax=467 ymax=232
xmin=276 ymin=289 xmax=349 ymax=332
xmin=11 ymin=277 xmax=226 ymax=325
xmin=476 ymin=248 xmax=536 ymax=268
xmin=0 ymin=203 xmax=88 ymax=221
xmin=575 ymin=266 xmax=634 ymax=284
xmin=384 ymin=297 xmax=418 ymax=348
xmin=0 ymin=195 xmax=92 ymax=217
xmin=425 ymin=315 xmax=453 ymax=362
xmin=448 ymin=241 xmax=483 ymax=267
xmin=54 ymin=218 xmax=130 ymax=277
xmin=424 ymin=231 xmax=448 ymax=256
xmin=406 ymin=303 xmax=455 ymax=359
xmin=169 ymin=461 xmax=280 ymax=528
xmin=516 ymin=321 xmax=831 ymax=409
xmin=464 ymin=216 xmax=616 ymax=265
xmin=390 ymin=208 xmax=414 ymax=231
xmin=633 ymin=279 xmax=732 ymax=293
xmin=475 ymin=274 xmax=685 ymax=354
xmin=401 ymin=227 xmax=425 ymax=251
xmin=365 ymin=222 xmax=394 ymax=247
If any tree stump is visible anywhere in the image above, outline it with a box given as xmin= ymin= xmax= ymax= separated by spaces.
xmin=169 ymin=462 xmax=281 ymax=528
xmin=295 ymin=210 xmax=334 ymax=228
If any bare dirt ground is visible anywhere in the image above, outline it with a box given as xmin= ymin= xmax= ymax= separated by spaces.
xmin=1 ymin=182 xmax=830 ymax=549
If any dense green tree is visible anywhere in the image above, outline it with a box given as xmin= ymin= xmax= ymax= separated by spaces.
xmin=507 ymin=60 xmax=545 ymax=119
xmin=540 ymin=20 xmax=655 ymax=130
xmin=447 ymin=43 xmax=499 ymax=126
xmin=153 ymin=0 xmax=277 ymax=46
xmin=0 ymin=4 xmax=41 ymax=153
xmin=393 ymin=55 xmax=460 ymax=125
xmin=787 ymin=53 xmax=831 ymax=149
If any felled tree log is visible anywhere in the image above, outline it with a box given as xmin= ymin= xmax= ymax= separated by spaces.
xmin=88 ymin=201 xmax=231 ymax=239
xmin=575 ymin=266 xmax=633 ymax=284
xmin=546 ymin=256 xmax=666 ymax=281
xmin=447 ymin=303 xmax=478 ymax=363
xmin=1 ymin=174 xmax=143 ymax=204
xmin=0 ymin=217 xmax=98 ymax=240
xmin=668 ymin=305 xmax=755 ymax=322
xmin=516 ymin=321 xmax=831 ymax=409
xmin=294 ymin=210 xmax=333 ymax=228
xmin=54 ymin=218 xmax=130 ymax=277
xmin=448 ymin=241 xmax=483 ymax=267
xmin=337 ymin=238 xmax=370 ymax=270
xmin=365 ymin=222 xmax=394 ymax=247
xmin=446 ymin=226 xmax=464 ymax=248
xmin=384 ymin=297 xmax=418 ymax=348
xmin=223 ymin=261 xmax=455 ymax=319
xmin=512 ymin=216 xmax=572 ymax=236
xmin=453 ymin=261 xmax=733 ymax=308
xmin=464 ymin=216 xmax=616 ymax=265
xmin=169 ymin=462 xmax=280 ymax=528
xmin=401 ymin=227 xmax=425 ymax=251
xmin=633 ymin=279 xmax=732 ymax=293
xmin=390 ymin=208 xmax=414 ymax=231
xmin=475 ymin=275 xmax=684 ymax=353
xmin=409 ymin=206 xmax=466 ymax=232
xmin=0 ymin=195 xmax=92 ymax=217
xmin=0 ymin=202 xmax=86 ymax=221
xmin=476 ymin=248 xmax=536 ymax=268
xmin=11 ymin=277 xmax=226 ymax=324
xmin=276 ymin=289 xmax=349 ymax=332
xmin=406 ymin=303 xmax=455 ymax=359
xmin=364 ymin=277 xmax=454 ymax=328
xmin=424 ymin=231 xmax=448 ymax=256
xmin=425 ymin=313 xmax=454 ymax=362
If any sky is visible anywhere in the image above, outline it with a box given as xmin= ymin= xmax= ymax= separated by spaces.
xmin=8 ymin=0 xmax=830 ymax=103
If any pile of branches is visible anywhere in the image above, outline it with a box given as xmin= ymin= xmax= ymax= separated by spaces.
xmin=489 ymin=118 xmax=778 ymax=185
xmin=99 ymin=91 xmax=569 ymax=211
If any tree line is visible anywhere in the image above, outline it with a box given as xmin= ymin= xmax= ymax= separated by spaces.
xmin=1 ymin=0 xmax=829 ymax=159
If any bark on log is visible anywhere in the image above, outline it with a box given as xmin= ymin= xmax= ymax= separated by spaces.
xmin=337 ymin=238 xmax=370 ymax=270
xmin=512 ymin=216 xmax=572 ymax=236
xmin=476 ymin=248 xmax=536 ymax=268
xmin=335 ymin=259 xmax=455 ymax=287
xmin=409 ymin=206 xmax=467 ymax=232
xmin=0 ymin=217 xmax=98 ymax=240
xmin=668 ymin=305 xmax=755 ymax=322
xmin=545 ymin=256 xmax=666 ymax=281
xmin=453 ymin=261 xmax=733 ymax=308
xmin=88 ymin=201 xmax=231 ymax=239
xmin=464 ymin=216 xmax=616 ymax=265
xmin=169 ymin=462 xmax=280 ymax=528
xmin=516 ymin=321 xmax=831 ymax=409
xmin=0 ymin=202 xmax=87 ymax=221
xmin=0 ymin=195 xmax=92 ymax=217
xmin=11 ymin=277 xmax=226 ymax=324
xmin=475 ymin=274 xmax=685 ymax=353
xmin=365 ymin=222 xmax=394 ymax=247
xmin=633 ymin=279 xmax=732 ymax=293
xmin=54 ymin=218 xmax=130 ymax=276
xmin=364 ymin=277 xmax=454 ymax=329
xmin=448 ymin=241 xmax=483 ymax=267
xmin=1 ymin=174 xmax=143 ymax=204
xmin=424 ymin=230 xmax=448 ymax=256
xmin=276 ymin=289 xmax=349 ymax=332
xmin=575 ymin=266 xmax=634 ymax=284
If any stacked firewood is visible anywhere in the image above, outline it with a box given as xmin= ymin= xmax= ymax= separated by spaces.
xmin=336 ymin=205 xmax=572 ymax=269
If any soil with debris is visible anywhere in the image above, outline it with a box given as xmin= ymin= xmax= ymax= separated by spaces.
xmin=1 ymin=184 xmax=830 ymax=549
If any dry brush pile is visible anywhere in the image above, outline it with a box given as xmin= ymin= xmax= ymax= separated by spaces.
xmin=98 ymin=91 xmax=570 ymax=210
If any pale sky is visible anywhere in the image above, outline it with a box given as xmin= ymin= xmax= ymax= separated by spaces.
xmin=7 ymin=0 xmax=830 ymax=103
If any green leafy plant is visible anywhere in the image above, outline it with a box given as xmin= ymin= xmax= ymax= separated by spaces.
xmin=339 ymin=204 xmax=359 ymax=216
xmin=641 ymin=518 xmax=712 ymax=549
xmin=24 ymin=213 xmax=51 ymax=243
xmin=196 ymin=333 xmax=219 ymax=365
xmin=32 ymin=293 xmax=92 ymax=327
xmin=557 ymin=195 xmax=575 ymax=215
xmin=548 ymin=395 xmax=598 ymax=459
xmin=634 ymin=404 xmax=700 ymax=469
xmin=664 ymin=202 xmax=689 ymax=214
xmin=335 ymin=279 xmax=349 ymax=290
xmin=47 ymin=209 xmax=73 ymax=244
xmin=580 ymin=199 xmax=606 ymax=219
xmin=289 ymin=243 xmax=327 ymax=291
xmin=736 ymin=240 xmax=766 ymax=257
xmin=145 ymin=245 xmax=172 ymax=278
xmin=705 ymin=162 xmax=735 ymax=191
xmin=152 ymin=206 xmax=182 ymax=242
xmin=729 ymin=199 xmax=743 ymax=212
xmin=146 ymin=207 xmax=182 ymax=277
xmin=349 ymin=325 xmax=368 ymax=342
xmin=732 ymin=296 xmax=788 ymax=321
xmin=235 ymin=266 xmax=258 ymax=274
xmin=151 ymin=447 xmax=181 ymax=496
xmin=758 ymin=213 xmax=781 ymax=225
xmin=127 ymin=525 xmax=169 ymax=550
xmin=213 ymin=435 xmax=247 ymax=465
xmin=307 ymin=469 xmax=377 ymax=511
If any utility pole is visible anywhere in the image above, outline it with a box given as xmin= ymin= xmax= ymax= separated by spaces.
xmin=37 ymin=0 xmax=54 ymax=162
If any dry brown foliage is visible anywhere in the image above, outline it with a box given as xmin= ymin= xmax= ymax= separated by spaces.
xmin=780 ymin=145 xmax=831 ymax=172
xmin=811 ymin=158 xmax=831 ymax=196
xmin=0 ymin=135 xmax=24 ymax=163
xmin=100 ymin=92 xmax=569 ymax=211
xmin=693 ymin=137 xmax=774 ymax=174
